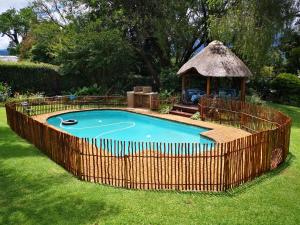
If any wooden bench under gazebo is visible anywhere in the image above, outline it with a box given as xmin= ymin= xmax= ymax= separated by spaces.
xmin=170 ymin=40 xmax=253 ymax=117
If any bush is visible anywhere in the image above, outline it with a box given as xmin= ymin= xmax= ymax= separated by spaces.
xmin=247 ymin=66 xmax=279 ymax=100
xmin=191 ymin=112 xmax=201 ymax=120
xmin=160 ymin=68 xmax=181 ymax=92
xmin=0 ymin=61 xmax=63 ymax=95
xmin=246 ymin=94 xmax=266 ymax=105
xmin=9 ymin=92 xmax=44 ymax=102
xmin=73 ymin=84 xmax=108 ymax=96
xmin=271 ymin=73 xmax=300 ymax=105
xmin=271 ymin=73 xmax=300 ymax=94
xmin=0 ymin=82 xmax=11 ymax=102
xmin=159 ymin=90 xmax=174 ymax=100
xmin=158 ymin=104 xmax=172 ymax=114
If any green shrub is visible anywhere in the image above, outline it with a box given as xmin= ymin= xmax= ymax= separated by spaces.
xmin=246 ymin=94 xmax=266 ymax=105
xmin=191 ymin=112 xmax=201 ymax=120
xmin=0 ymin=82 xmax=11 ymax=102
xmin=158 ymin=104 xmax=172 ymax=114
xmin=74 ymin=84 xmax=108 ymax=96
xmin=159 ymin=90 xmax=174 ymax=100
xmin=271 ymin=73 xmax=300 ymax=105
xmin=160 ymin=68 xmax=181 ymax=92
xmin=271 ymin=73 xmax=300 ymax=94
xmin=286 ymin=95 xmax=300 ymax=105
xmin=0 ymin=61 xmax=62 ymax=95
xmin=9 ymin=92 xmax=44 ymax=102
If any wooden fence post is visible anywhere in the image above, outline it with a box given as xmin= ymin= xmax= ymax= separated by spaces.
xmin=124 ymin=154 xmax=129 ymax=188
xmin=199 ymin=98 xmax=205 ymax=121
xmin=223 ymin=150 xmax=230 ymax=191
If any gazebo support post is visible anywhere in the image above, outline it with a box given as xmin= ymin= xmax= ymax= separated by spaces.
xmin=206 ymin=77 xmax=211 ymax=96
xmin=214 ymin=78 xmax=218 ymax=94
xmin=240 ymin=78 xmax=246 ymax=102
xmin=182 ymin=75 xmax=186 ymax=102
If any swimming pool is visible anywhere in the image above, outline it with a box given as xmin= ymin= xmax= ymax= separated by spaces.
xmin=47 ymin=110 xmax=214 ymax=152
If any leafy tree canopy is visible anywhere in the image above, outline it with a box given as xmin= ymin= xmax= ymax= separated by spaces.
xmin=208 ymin=0 xmax=297 ymax=72
xmin=279 ymin=30 xmax=300 ymax=74
xmin=9 ymin=0 xmax=300 ymax=91
xmin=0 ymin=7 xmax=37 ymax=53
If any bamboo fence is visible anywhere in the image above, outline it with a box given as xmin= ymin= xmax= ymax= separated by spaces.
xmin=5 ymin=95 xmax=291 ymax=192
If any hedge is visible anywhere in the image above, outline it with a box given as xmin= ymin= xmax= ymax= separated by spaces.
xmin=272 ymin=73 xmax=300 ymax=93
xmin=271 ymin=73 xmax=300 ymax=105
xmin=0 ymin=61 xmax=63 ymax=95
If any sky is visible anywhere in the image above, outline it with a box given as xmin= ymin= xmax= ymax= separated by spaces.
xmin=0 ymin=0 xmax=32 ymax=49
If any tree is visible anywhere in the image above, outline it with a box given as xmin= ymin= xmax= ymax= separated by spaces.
xmin=32 ymin=0 xmax=86 ymax=27
xmin=0 ymin=7 xmax=37 ymax=53
xmin=28 ymin=0 xmax=300 ymax=91
xmin=29 ymin=21 xmax=63 ymax=63
xmin=57 ymin=26 xmax=136 ymax=89
xmin=83 ymin=0 xmax=220 ymax=90
xmin=279 ymin=30 xmax=300 ymax=74
xmin=208 ymin=0 xmax=298 ymax=72
xmin=83 ymin=0 xmax=297 ymax=89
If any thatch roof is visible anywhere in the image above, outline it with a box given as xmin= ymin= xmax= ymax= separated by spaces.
xmin=177 ymin=40 xmax=252 ymax=78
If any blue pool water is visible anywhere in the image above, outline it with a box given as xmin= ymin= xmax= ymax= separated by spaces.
xmin=47 ymin=110 xmax=214 ymax=153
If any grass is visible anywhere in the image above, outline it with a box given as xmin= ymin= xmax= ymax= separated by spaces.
xmin=0 ymin=103 xmax=300 ymax=225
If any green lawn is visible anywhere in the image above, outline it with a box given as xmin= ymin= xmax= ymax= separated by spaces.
xmin=1 ymin=104 xmax=300 ymax=225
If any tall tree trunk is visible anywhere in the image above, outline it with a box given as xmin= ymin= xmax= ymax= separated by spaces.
xmin=139 ymin=50 xmax=160 ymax=91
xmin=153 ymin=38 xmax=171 ymax=68
xmin=13 ymin=31 xmax=19 ymax=45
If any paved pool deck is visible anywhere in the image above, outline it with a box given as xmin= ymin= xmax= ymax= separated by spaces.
xmin=32 ymin=108 xmax=250 ymax=143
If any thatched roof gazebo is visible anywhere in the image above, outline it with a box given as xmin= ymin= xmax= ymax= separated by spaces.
xmin=177 ymin=40 xmax=253 ymax=102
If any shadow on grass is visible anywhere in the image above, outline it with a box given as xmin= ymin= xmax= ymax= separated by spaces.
xmin=221 ymin=152 xmax=295 ymax=197
xmin=0 ymin=125 xmax=20 ymax=141
xmin=0 ymin=126 xmax=43 ymax=159
xmin=268 ymin=103 xmax=300 ymax=129
xmin=1 ymin=167 xmax=120 ymax=225
xmin=0 ymin=126 xmax=120 ymax=225
xmin=114 ymin=152 xmax=295 ymax=198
